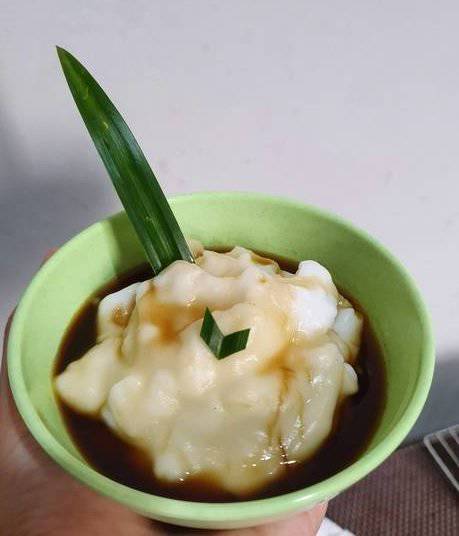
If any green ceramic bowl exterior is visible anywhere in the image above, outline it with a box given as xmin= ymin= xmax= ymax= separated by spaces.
xmin=7 ymin=193 xmax=434 ymax=529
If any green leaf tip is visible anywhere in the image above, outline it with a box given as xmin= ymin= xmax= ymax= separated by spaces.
xmin=56 ymin=47 xmax=194 ymax=275
xmin=200 ymin=308 xmax=251 ymax=359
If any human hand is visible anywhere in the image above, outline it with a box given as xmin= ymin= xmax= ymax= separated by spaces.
xmin=0 ymin=259 xmax=327 ymax=536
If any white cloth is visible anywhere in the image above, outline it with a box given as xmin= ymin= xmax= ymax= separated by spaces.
xmin=317 ymin=517 xmax=355 ymax=536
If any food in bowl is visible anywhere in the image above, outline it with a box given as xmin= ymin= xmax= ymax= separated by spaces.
xmin=5 ymin=49 xmax=431 ymax=527
xmin=54 ymin=46 xmax=389 ymax=504
xmin=54 ymin=242 xmax=385 ymax=501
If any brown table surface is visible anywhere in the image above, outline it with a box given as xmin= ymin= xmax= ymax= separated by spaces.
xmin=327 ymin=442 xmax=458 ymax=535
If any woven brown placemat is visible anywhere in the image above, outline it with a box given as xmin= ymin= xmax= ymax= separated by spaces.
xmin=327 ymin=442 xmax=458 ymax=535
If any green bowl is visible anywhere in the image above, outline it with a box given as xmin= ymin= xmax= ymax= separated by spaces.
xmin=7 ymin=192 xmax=434 ymax=529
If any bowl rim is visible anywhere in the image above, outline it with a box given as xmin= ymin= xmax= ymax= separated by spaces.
xmin=7 ymin=191 xmax=435 ymax=524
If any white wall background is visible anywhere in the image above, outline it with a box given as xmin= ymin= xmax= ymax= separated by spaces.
xmin=1 ymin=1 xmax=458 ymax=437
